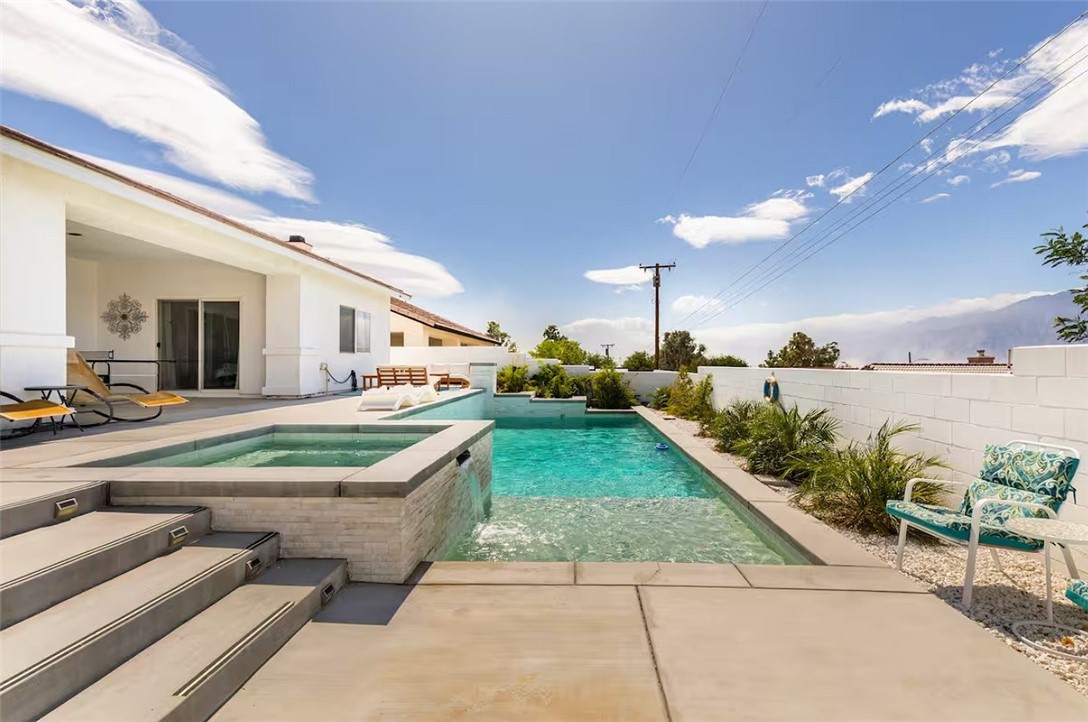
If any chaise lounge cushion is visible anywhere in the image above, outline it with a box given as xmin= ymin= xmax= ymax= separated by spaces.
xmin=885 ymin=500 xmax=1043 ymax=551
xmin=956 ymin=445 xmax=1079 ymax=525
xmin=1066 ymin=579 xmax=1088 ymax=611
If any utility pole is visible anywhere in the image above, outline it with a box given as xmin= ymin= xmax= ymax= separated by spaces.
xmin=600 ymin=343 xmax=615 ymax=358
xmin=639 ymin=262 xmax=676 ymax=369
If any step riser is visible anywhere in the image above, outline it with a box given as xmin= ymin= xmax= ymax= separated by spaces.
xmin=0 ymin=483 xmax=108 ymax=540
xmin=0 ymin=509 xmax=211 ymax=628
xmin=0 ymin=537 xmax=280 ymax=722
xmin=168 ymin=564 xmax=347 ymax=722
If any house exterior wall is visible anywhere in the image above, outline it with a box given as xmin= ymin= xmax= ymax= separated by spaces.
xmin=389 ymin=312 xmax=493 ymax=347
xmin=698 ymin=344 xmax=1088 ymax=525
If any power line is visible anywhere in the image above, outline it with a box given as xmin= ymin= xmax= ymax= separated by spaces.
xmin=668 ymin=0 xmax=769 ymax=208
xmin=671 ymin=8 xmax=1088 ymax=330
xmin=682 ymin=42 xmax=1088 ymax=329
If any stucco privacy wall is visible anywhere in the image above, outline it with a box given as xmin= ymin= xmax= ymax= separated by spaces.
xmin=699 ymin=344 xmax=1088 ymax=525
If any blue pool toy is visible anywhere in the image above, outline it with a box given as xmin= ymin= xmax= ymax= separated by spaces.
xmin=655 ymin=442 xmax=670 ymax=451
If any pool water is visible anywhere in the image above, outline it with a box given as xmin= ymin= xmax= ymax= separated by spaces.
xmin=442 ymin=416 xmax=800 ymax=565
xmin=131 ymin=432 xmax=429 ymax=468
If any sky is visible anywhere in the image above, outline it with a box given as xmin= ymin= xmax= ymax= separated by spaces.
xmin=2 ymin=1 xmax=1086 ymax=361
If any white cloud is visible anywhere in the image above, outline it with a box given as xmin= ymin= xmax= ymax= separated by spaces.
xmin=77 ymin=153 xmax=463 ymax=296
xmin=828 ymin=172 xmax=874 ymax=203
xmin=989 ymin=48 xmax=1004 ymax=59
xmin=614 ymin=284 xmax=645 ymax=295
xmin=0 ymin=0 xmax=314 ymax=200
xmin=584 ymin=265 xmax=651 ymax=286
xmin=982 ymin=150 xmax=1012 ymax=171
xmin=919 ymin=138 xmax=935 ymax=155
xmin=671 ymin=295 xmax=723 ymax=315
xmin=560 ymin=317 xmax=654 ymax=359
xmin=805 ymin=174 xmax=825 ymax=187
xmin=872 ymin=18 xmax=1088 ymax=159
xmin=921 ymin=192 xmax=950 ymax=203
xmin=946 ymin=175 xmax=970 ymax=186
xmin=662 ymin=190 xmax=811 ymax=248
xmin=990 ymin=169 xmax=1042 ymax=188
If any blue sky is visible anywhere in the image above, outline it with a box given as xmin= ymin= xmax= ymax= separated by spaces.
xmin=3 ymin=1 xmax=1086 ymax=359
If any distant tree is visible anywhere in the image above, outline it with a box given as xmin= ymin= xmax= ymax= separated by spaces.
xmin=622 ymin=351 xmax=655 ymax=371
xmin=764 ymin=332 xmax=840 ymax=368
xmin=703 ymin=354 xmax=748 ymax=367
xmin=1035 ymin=218 xmax=1088 ymax=342
xmin=530 ymin=338 xmax=588 ymax=365
xmin=660 ymin=330 xmax=707 ymax=371
xmin=585 ymin=352 xmax=616 ymax=370
xmin=542 ymin=324 xmax=564 ymax=342
xmin=486 ymin=321 xmax=517 ymax=352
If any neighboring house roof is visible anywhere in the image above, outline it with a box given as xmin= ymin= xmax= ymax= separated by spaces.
xmin=391 ymin=298 xmax=498 ymax=345
xmin=0 ymin=125 xmax=407 ymax=297
xmin=863 ymin=363 xmax=1011 ymax=374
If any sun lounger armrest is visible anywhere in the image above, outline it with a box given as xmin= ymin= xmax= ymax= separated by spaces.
xmin=904 ymin=478 xmax=967 ymax=504
xmin=107 ymin=381 xmax=153 ymax=394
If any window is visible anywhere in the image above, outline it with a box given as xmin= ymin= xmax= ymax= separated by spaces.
xmin=390 ymin=332 xmax=405 ymax=347
xmin=428 ymin=337 xmax=443 ymax=347
xmin=339 ymin=306 xmax=372 ymax=353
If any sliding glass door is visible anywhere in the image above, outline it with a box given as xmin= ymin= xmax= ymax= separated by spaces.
xmin=158 ymin=300 xmax=240 ymax=391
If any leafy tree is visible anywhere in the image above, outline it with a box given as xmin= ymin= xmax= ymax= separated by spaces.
xmin=764 ymin=332 xmax=840 ymax=368
xmin=621 ymin=351 xmax=655 ymax=371
xmin=585 ymin=353 xmax=616 ymax=370
xmin=660 ymin=330 xmax=707 ymax=371
xmin=496 ymin=364 xmax=530 ymax=393
xmin=703 ymin=354 xmax=748 ymax=367
xmin=589 ymin=369 xmax=637 ymax=409
xmin=530 ymin=338 xmax=588 ymax=365
xmin=1035 ymin=219 xmax=1088 ymax=342
xmin=542 ymin=324 xmax=564 ymax=342
xmin=486 ymin=321 xmax=517 ymax=352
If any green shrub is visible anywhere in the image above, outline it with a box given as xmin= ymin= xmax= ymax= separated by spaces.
xmin=702 ymin=398 xmax=765 ymax=452
xmin=733 ymin=403 xmax=838 ymax=481
xmin=664 ymin=370 xmax=715 ymax=423
xmin=589 ymin=369 xmax=636 ymax=409
xmin=622 ymin=351 xmax=655 ymax=371
xmin=496 ymin=364 xmax=530 ymax=393
xmin=649 ymin=386 xmax=671 ymax=410
xmin=702 ymin=354 xmax=748 ymax=367
xmin=530 ymin=364 xmax=577 ymax=399
xmin=790 ymin=421 xmax=946 ymax=534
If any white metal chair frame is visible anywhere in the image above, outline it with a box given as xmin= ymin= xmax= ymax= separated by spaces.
xmin=894 ymin=440 xmax=1082 ymax=609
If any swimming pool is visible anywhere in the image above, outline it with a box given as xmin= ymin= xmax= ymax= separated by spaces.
xmin=436 ymin=414 xmax=803 ymax=565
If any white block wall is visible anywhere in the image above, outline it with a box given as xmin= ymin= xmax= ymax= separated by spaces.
xmin=699 ymin=345 xmax=1088 ymax=524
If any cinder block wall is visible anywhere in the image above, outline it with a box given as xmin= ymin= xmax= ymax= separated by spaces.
xmin=699 ymin=345 xmax=1088 ymax=525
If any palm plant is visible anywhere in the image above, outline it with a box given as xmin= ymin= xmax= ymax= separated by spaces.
xmin=790 ymin=420 xmax=946 ymax=534
xmin=702 ymin=398 xmax=764 ymax=452
xmin=733 ymin=403 xmax=838 ymax=480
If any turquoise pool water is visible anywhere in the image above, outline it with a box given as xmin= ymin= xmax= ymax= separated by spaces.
xmin=127 ymin=431 xmax=429 ymax=468
xmin=441 ymin=415 xmax=801 ymax=565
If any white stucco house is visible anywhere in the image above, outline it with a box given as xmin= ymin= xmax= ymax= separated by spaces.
xmin=0 ymin=126 xmax=406 ymax=398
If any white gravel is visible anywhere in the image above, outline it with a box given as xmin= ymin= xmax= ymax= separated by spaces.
xmin=652 ymin=409 xmax=1088 ymax=695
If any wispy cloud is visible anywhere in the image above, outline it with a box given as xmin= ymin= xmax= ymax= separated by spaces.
xmin=990 ymin=168 xmax=1042 ymax=188
xmin=1 ymin=0 xmax=314 ymax=200
xmin=81 ymin=153 xmax=463 ymax=296
xmin=660 ymin=190 xmax=812 ymax=248
xmin=671 ymin=295 xmax=723 ymax=315
xmin=805 ymin=174 xmax=826 ymax=187
xmin=946 ymin=174 xmax=970 ymax=186
xmin=828 ymin=171 xmax=874 ymax=203
xmin=584 ymin=265 xmax=651 ymax=286
xmin=921 ymin=192 xmax=950 ymax=203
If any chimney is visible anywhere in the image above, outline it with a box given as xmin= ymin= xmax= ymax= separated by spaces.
xmin=286 ymin=234 xmax=313 ymax=251
xmin=967 ymin=349 xmax=995 ymax=365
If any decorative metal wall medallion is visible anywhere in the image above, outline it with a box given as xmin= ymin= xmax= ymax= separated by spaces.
xmin=101 ymin=293 xmax=148 ymax=340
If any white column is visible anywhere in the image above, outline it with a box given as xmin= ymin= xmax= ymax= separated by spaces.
xmin=0 ymin=165 xmax=72 ymax=394
xmin=261 ymin=274 xmax=311 ymax=396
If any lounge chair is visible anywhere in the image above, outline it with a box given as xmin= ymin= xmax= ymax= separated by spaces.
xmin=66 ymin=349 xmax=188 ymax=424
xmin=356 ymin=383 xmax=437 ymax=412
xmin=376 ymin=366 xmax=440 ymax=389
xmin=887 ymin=440 xmax=1081 ymax=608
xmin=0 ymin=392 xmax=74 ymax=438
xmin=427 ymin=363 xmax=471 ymax=389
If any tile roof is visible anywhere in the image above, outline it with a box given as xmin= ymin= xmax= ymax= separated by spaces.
xmin=391 ymin=298 xmax=497 ymax=345
xmin=863 ymin=363 xmax=1011 ymax=374
xmin=0 ymin=125 xmax=407 ymax=297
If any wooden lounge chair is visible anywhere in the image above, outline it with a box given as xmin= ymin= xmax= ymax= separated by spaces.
xmin=0 ymin=392 xmax=74 ymax=438
xmin=375 ymin=366 xmax=439 ymax=389
xmin=66 ymin=349 xmax=188 ymax=424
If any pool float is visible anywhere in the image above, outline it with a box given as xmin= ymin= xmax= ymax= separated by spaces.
xmin=655 ymin=442 xmax=670 ymax=451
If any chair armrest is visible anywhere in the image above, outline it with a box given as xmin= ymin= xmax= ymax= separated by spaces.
xmin=904 ymin=478 xmax=968 ymax=503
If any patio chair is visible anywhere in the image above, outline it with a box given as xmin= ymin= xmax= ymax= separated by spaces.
xmin=887 ymin=440 xmax=1080 ymax=608
xmin=1067 ymin=579 xmax=1088 ymax=610
xmin=66 ymin=349 xmax=188 ymax=424
xmin=0 ymin=391 xmax=74 ymax=438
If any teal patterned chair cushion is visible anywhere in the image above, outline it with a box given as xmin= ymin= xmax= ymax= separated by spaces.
xmin=885 ymin=500 xmax=1043 ymax=551
xmin=957 ymin=444 xmax=1078 ymax=520
xmin=1067 ymin=579 xmax=1088 ymax=611
xmin=958 ymin=480 xmax=1057 ymax=525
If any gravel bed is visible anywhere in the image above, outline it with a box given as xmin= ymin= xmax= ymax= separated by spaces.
xmin=650 ymin=409 xmax=1088 ymax=694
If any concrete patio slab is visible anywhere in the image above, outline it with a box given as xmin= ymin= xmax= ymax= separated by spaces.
xmin=640 ymin=586 xmax=1086 ymax=721
xmin=576 ymin=562 xmax=750 ymax=587
xmin=417 ymin=561 xmax=575 ymax=585
xmin=213 ymin=584 xmax=667 ymax=721
xmin=748 ymin=499 xmax=886 ymax=567
xmin=736 ymin=563 xmax=927 ymax=593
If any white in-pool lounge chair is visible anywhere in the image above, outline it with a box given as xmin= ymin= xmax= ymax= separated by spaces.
xmin=357 ymin=385 xmax=420 ymax=412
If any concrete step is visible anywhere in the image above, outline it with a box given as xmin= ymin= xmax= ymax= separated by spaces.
xmin=0 ymin=506 xmax=211 ymax=628
xmin=44 ymin=558 xmax=347 ymax=722
xmin=0 ymin=480 xmax=109 ymax=539
xmin=0 ymin=531 xmax=279 ymax=722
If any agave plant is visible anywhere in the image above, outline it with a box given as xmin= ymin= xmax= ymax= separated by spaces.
xmin=733 ymin=403 xmax=838 ymax=480
xmin=790 ymin=420 xmax=946 ymax=534
xmin=702 ymin=398 xmax=765 ymax=452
